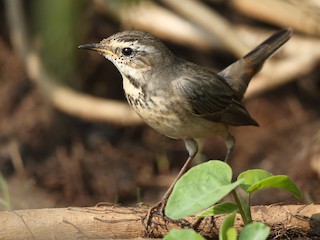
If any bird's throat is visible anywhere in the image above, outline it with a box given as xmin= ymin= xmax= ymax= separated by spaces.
xmin=122 ymin=74 xmax=141 ymax=89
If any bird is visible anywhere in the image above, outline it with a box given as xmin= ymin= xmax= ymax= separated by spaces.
xmin=79 ymin=28 xmax=292 ymax=223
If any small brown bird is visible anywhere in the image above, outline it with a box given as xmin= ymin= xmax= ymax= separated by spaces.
xmin=79 ymin=28 xmax=291 ymax=219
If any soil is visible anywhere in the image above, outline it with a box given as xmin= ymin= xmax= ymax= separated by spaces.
xmin=1 ymin=9 xmax=320 ymax=240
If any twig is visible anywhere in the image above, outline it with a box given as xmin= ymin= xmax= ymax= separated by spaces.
xmin=230 ymin=0 xmax=320 ymax=36
xmin=161 ymin=0 xmax=250 ymax=57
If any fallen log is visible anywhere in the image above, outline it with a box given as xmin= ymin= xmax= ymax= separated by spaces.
xmin=0 ymin=204 xmax=319 ymax=239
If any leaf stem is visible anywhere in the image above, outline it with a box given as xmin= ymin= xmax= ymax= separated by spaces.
xmin=231 ymin=190 xmax=251 ymax=225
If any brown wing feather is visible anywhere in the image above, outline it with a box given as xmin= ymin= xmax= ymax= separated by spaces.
xmin=174 ymin=64 xmax=258 ymax=126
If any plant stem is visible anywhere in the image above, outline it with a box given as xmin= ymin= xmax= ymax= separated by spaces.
xmin=0 ymin=172 xmax=11 ymax=210
xmin=231 ymin=190 xmax=252 ymax=225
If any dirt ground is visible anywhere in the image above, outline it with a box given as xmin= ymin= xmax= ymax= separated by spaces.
xmin=1 ymin=9 xmax=320 ymax=218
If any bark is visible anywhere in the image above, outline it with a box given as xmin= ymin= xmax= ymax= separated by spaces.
xmin=0 ymin=204 xmax=319 ymax=239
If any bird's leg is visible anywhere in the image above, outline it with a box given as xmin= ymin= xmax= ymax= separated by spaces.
xmin=158 ymin=139 xmax=198 ymax=212
xmin=144 ymin=139 xmax=198 ymax=229
xmin=224 ymin=133 xmax=235 ymax=162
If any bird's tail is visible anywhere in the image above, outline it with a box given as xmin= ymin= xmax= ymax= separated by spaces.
xmin=218 ymin=28 xmax=292 ymax=98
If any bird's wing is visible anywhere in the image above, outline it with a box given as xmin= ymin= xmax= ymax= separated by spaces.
xmin=173 ymin=67 xmax=258 ymax=126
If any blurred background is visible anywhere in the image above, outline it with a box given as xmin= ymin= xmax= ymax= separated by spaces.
xmin=0 ymin=0 xmax=320 ymax=210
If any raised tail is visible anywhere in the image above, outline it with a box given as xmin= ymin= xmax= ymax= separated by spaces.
xmin=218 ymin=28 xmax=292 ymax=98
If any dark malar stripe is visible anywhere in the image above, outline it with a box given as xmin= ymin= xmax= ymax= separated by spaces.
xmin=124 ymin=74 xmax=141 ymax=89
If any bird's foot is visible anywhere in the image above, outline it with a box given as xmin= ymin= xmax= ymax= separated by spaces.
xmin=143 ymin=200 xmax=192 ymax=237
xmin=143 ymin=200 xmax=166 ymax=233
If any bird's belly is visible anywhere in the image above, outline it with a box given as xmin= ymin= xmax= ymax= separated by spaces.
xmin=127 ymin=94 xmax=228 ymax=139
xmin=122 ymin=76 xmax=228 ymax=139
xmin=143 ymin=110 xmax=228 ymax=139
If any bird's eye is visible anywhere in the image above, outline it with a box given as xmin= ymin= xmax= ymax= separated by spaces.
xmin=122 ymin=47 xmax=133 ymax=56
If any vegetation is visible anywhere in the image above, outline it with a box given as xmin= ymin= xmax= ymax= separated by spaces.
xmin=164 ymin=161 xmax=301 ymax=239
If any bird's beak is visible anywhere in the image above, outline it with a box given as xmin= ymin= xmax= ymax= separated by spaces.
xmin=78 ymin=43 xmax=119 ymax=58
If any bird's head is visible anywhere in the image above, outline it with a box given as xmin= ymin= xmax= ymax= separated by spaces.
xmin=79 ymin=30 xmax=174 ymax=80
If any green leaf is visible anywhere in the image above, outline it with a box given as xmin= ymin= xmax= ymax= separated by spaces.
xmin=197 ymin=202 xmax=238 ymax=218
xmin=238 ymin=170 xmax=302 ymax=199
xmin=164 ymin=229 xmax=205 ymax=240
xmin=226 ymin=228 xmax=237 ymax=240
xmin=247 ymin=175 xmax=302 ymax=199
xmin=165 ymin=161 xmax=243 ymax=220
xmin=238 ymin=169 xmax=273 ymax=193
xmin=239 ymin=222 xmax=270 ymax=240
xmin=220 ymin=213 xmax=236 ymax=240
